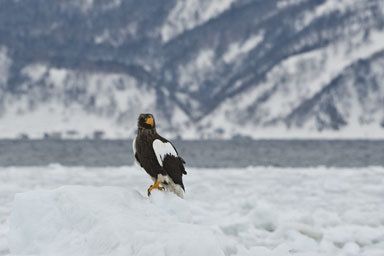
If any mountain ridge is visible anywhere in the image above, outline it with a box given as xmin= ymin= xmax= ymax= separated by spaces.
xmin=0 ymin=0 xmax=383 ymax=139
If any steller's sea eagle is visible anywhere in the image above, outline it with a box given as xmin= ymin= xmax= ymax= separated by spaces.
xmin=133 ymin=113 xmax=187 ymax=198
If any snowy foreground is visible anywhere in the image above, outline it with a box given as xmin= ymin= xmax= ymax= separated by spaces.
xmin=0 ymin=166 xmax=384 ymax=256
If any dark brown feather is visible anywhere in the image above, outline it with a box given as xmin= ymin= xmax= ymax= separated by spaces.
xmin=135 ymin=127 xmax=186 ymax=190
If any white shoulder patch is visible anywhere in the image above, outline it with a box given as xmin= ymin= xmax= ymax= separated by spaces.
xmin=132 ymin=137 xmax=140 ymax=167
xmin=132 ymin=137 xmax=136 ymax=154
xmin=153 ymin=139 xmax=178 ymax=167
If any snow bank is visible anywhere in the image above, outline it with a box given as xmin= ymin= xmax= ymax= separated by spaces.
xmin=8 ymin=186 xmax=223 ymax=256
xmin=3 ymin=166 xmax=384 ymax=256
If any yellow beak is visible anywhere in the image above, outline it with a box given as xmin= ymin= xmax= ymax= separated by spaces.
xmin=145 ymin=117 xmax=154 ymax=127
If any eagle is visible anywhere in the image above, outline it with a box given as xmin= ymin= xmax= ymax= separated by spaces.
xmin=133 ymin=113 xmax=187 ymax=198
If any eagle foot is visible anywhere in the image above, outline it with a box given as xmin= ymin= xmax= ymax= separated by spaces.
xmin=147 ymin=181 xmax=164 ymax=197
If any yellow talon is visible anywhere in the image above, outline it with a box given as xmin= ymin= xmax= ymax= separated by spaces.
xmin=147 ymin=181 xmax=164 ymax=196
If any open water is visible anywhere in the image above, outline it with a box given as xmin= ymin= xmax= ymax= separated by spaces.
xmin=0 ymin=139 xmax=383 ymax=167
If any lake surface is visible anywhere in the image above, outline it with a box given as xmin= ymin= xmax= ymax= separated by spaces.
xmin=0 ymin=139 xmax=383 ymax=167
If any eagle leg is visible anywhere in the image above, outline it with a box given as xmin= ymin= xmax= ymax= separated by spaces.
xmin=147 ymin=180 xmax=164 ymax=196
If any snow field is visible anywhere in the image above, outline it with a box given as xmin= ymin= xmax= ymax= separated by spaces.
xmin=9 ymin=187 xmax=223 ymax=256
xmin=0 ymin=165 xmax=384 ymax=255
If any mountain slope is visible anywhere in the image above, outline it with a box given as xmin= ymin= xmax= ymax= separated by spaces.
xmin=0 ymin=0 xmax=383 ymax=138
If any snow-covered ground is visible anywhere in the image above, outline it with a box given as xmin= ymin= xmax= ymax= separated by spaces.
xmin=0 ymin=165 xmax=384 ymax=255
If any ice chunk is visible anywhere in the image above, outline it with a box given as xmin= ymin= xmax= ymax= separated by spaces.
xmin=8 ymin=186 xmax=224 ymax=256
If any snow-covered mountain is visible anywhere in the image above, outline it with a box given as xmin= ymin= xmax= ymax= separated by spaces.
xmin=0 ymin=0 xmax=383 ymax=139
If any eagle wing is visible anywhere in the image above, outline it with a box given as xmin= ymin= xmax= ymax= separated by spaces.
xmin=152 ymin=139 xmax=187 ymax=191
xmin=152 ymin=139 xmax=178 ymax=167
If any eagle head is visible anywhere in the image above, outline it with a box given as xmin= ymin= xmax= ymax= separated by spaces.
xmin=138 ymin=113 xmax=155 ymax=129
